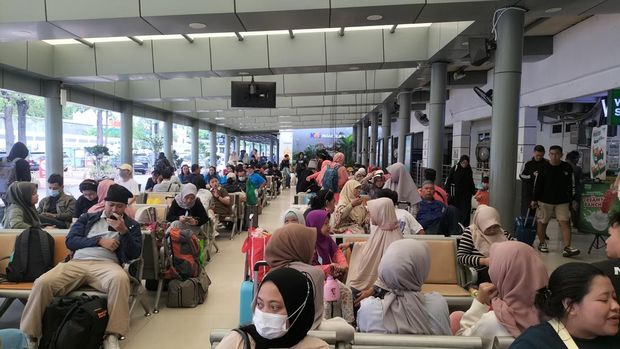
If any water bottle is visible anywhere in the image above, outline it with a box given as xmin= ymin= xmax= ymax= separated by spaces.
xmin=324 ymin=276 xmax=340 ymax=302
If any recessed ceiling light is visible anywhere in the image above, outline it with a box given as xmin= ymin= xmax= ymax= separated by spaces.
xmin=544 ymin=7 xmax=562 ymax=14
xmin=348 ymin=66 xmax=360 ymax=70
xmin=366 ymin=15 xmax=383 ymax=21
xmin=189 ymin=22 xmax=207 ymax=29
xmin=461 ymin=41 xmax=469 ymax=46
xmin=238 ymin=72 xmax=250 ymax=76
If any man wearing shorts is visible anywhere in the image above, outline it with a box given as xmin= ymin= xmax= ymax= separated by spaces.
xmin=533 ymin=145 xmax=580 ymax=257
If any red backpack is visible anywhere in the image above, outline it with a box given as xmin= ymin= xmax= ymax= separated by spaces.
xmin=164 ymin=227 xmax=201 ymax=280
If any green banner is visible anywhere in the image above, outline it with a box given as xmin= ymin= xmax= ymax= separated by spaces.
xmin=609 ymin=89 xmax=620 ymax=126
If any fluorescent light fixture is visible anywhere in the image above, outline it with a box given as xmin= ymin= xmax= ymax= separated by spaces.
xmin=398 ymin=23 xmax=432 ymax=28
xmin=189 ymin=32 xmax=237 ymax=39
xmin=83 ymin=37 xmax=131 ymax=43
xmin=293 ymin=28 xmax=340 ymax=34
xmin=544 ymin=7 xmax=562 ymax=13
xmin=243 ymin=30 xmax=288 ymax=36
xmin=189 ymin=23 xmax=207 ymax=29
xmin=215 ymin=117 xmax=225 ymax=120
xmin=43 ymin=39 xmax=78 ymax=45
xmin=238 ymin=72 xmax=250 ymax=76
xmin=135 ymin=34 xmax=183 ymax=41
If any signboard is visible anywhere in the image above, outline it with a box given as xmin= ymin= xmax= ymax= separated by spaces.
xmin=608 ymin=89 xmax=620 ymax=125
xmin=590 ymin=125 xmax=607 ymax=180
xmin=578 ymin=182 xmax=610 ymax=235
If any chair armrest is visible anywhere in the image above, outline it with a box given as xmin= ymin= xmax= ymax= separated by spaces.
xmin=460 ymin=266 xmax=478 ymax=289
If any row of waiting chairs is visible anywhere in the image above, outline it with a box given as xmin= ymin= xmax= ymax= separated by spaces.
xmin=210 ymin=329 xmax=515 ymax=349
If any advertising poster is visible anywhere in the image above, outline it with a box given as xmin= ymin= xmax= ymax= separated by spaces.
xmin=578 ymin=182 xmax=609 ymax=235
xmin=590 ymin=125 xmax=607 ymax=180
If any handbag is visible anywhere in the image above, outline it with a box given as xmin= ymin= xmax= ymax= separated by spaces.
xmin=548 ymin=318 xmax=578 ymax=349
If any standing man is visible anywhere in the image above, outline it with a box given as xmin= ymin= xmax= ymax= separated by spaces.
xmin=533 ymin=145 xmax=580 ymax=257
xmin=519 ymin=145 xmax=547 ymax=216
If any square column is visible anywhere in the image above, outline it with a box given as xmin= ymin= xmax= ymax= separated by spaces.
xmin=516 ymin=107 xmax=538 ymax=178
xmin=452 ymin=121 xmax=471 ymax=165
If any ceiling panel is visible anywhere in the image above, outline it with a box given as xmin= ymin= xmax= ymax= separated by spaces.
xmin=0 ymin=22 xmax=73 ymax=42
xmin=210 ymin=36 xmax=270 ymax=75
xmin=236 ymin=1 xmax=330 ymax=31
xmin=268 ymin=32 xmax=326 ymax=73
xmin=326 ymin=30 xmax=384 ymax=67
xmin=416 ymin=0 xmax=496 ymax=23
xmin=95 ymin=41 xmax=155 ymax=76
xmin=152 ymin=38 xmax=214 ymax=77
xmin=142 ymin=14 xmax=245 ymax=34
xmin=330 ymin=1 xmax=425 ymax=28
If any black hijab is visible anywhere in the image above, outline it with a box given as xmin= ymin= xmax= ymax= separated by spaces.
xmin=7 ymin=142 xmax=29 ymax=161
xmin=241 ymin=268 xmax=315 ymax=349
xmin=451 ymin=155 xmax=475 ymax=195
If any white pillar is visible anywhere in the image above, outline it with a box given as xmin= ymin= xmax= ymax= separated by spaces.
xmin=191 ymin=121 xmax=199 ymax=165
xmin=164 ymin=112 xmax=173 ymax=161
xmin=452 ymin=121 xmax=471 ymax=166
xmin=120 ymin=102 xmax=133 ymax=166
xmin=225 ymin=130 xmax=231 ymax=164
xmin=42 ymin=80 xmax=63 ymax=176
xmin=397 ymin=92 xmax=411 ymax=164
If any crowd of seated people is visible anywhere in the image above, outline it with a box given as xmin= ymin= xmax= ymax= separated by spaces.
xmin=3 ymin=146 xmax=619 ymax=349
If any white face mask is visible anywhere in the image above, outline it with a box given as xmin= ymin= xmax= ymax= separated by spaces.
xmin=252 ymin=308 xmax=288 ymax=339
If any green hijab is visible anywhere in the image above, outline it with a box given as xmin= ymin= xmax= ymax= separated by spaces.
xmin=2 ymin=182 xmax=40 ymax=228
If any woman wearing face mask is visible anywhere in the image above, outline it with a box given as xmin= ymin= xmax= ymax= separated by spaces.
xmin=218 ymin=267 xmax=328 ymax=349
xmin=510 ymin=262 xmax=619 ymax=348
xmin=456 ymin=205 xmax=510 ymax=284
xmin=166 ymin=183 xmax=208 ymax=234
xmin=282 ymin=207 xmax=306 ymax=226
xmin=1 ymin=182 xmax=40 ymax=229
xmin=73 ymin=179 xmax=98 ymax=223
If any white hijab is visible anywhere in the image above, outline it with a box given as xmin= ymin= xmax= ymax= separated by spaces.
xmin=384 ymin=163 xmax=421 ymax=205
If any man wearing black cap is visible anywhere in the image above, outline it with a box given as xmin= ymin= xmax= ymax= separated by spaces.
xmin=21 ymin=184 xmax=141 ymax=349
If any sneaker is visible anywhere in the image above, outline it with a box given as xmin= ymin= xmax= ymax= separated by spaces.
xmin=538 ymin=242 xmax=549 ymax=253
xmin=103 ymin=335 xmax=121 ymax=349
xmin=26 ymin=337 xmax=38 ymax=349
xmin=562 ymin=246 xmax=581 ymax=257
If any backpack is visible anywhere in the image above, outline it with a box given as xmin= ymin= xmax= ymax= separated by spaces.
xmin=6 ymin=227 xmax=55 ymax=282
xmin=246 ymin=179 xmax=258 ymax=206
xmin=0 ymin=157 xmax=19 ymax=200
xmin=40 ymin=295 xmax=109 ymax=349
xmin=164 ymin=227 xmax=201 ymax=280
xmin=322 ymin=164 xmax=341 ymax=193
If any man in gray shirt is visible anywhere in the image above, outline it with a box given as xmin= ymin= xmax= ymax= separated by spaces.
xmin=21 ymin=184 xmax=142 ymax=349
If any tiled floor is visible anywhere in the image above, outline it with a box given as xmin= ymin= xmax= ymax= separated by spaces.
xmin=0 ymin=188 xmax=610 ymax=348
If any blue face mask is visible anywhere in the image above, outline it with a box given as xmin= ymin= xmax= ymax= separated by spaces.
xmin=48 ymin=189 xmax=60 ymax=197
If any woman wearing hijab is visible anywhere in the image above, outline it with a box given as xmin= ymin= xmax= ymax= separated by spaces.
xmin=306 ymin=210 xmax=347 ymax=278
xmin=456 ymin=241 xmax=548 ymax=337
xmin=331 ymin=180 xmax=368 ymax=234
xmin=282 ymin=207 xmax=306 ymax=226
xmin=354 ymin=168 xmax=367 ymax=182
xmin=357 ymin=239 xmax=451 ymax=335
xmin=218 ymin=268 xmax=328 ymax=349
xmin=306 ymin=210 xmax=354 ymax=323
xmin=73 ymin=179 xmax=98 ymax=222
xmin=2 ymin=182 xmax=40 ymax=229
xmin=88 ymin=179 xmax=136 ymax=218
xmin=264 ymin=224 xmax=325 ymax=329
xmin=166 ymin=183 xmax=208 ymax=234
xmin=309 ymin=160 xmax=331 ymax=188
xmin=457 ymin=205 xmax=511 ymax=284
xmin=384 ymin=163 xmax=421 ymax=212
xmin=445 ymin=155 xmax=476 ymax=225
xmin=331 ymin=152 xmax=349 ymax=192
xmin=344 ymin=197 xmax=402 ymax=305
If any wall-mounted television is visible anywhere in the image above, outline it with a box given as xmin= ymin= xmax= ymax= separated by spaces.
xmin=231 ymin=80 xmax=276 ymax=108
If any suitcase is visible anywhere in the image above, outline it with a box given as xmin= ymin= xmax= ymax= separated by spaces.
xmin=514 ymin=208 xmax=537 ymax=246
xmin=239 ymin=261 xmax=269 ymax=326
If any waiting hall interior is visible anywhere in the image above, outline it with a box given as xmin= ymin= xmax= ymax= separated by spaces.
xmin=0 ymin=1 xmax=619 ymax=349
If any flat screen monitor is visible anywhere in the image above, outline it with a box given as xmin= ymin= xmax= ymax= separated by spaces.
xmin=231 ymin=81 xmax=276 ymax=108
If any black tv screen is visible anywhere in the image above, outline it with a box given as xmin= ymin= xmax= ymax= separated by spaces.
xmin=231 ymin=81 xmax=276 ymax=108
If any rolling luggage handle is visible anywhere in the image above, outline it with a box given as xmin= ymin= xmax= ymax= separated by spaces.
xmin=251 ymin=261 xmax=269 ymax=297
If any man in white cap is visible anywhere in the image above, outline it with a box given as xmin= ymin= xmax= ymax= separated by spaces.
xmin=360 ymin=169 xmax=386 ymax=199
xmin=115 ymin=163 xmax=139 ymax=199
xmin=21 ymin=184 xmax=141 ymax=349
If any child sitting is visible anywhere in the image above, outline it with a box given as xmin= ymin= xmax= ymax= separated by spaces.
xmin=474 ymin=176 xmax=489 ymax=206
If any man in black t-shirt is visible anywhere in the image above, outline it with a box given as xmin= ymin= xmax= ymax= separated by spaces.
xmin=533 ymin=145 xmax=580 ymax=257
xmin=519 ymin=145 xmax=547 ymax=216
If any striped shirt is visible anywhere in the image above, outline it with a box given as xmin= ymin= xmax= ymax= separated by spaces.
xmin=457 ymin=228 xmax=511 ymax=269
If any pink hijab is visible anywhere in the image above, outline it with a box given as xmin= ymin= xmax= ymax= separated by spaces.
xmin=489 ymin=241 xmax=548 ymax=337
xmin=88 ymin=179 xmax=136 ymax=218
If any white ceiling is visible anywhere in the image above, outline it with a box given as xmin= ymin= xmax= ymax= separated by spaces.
xmin=0 ymin=0 xmax=619 ymax=132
